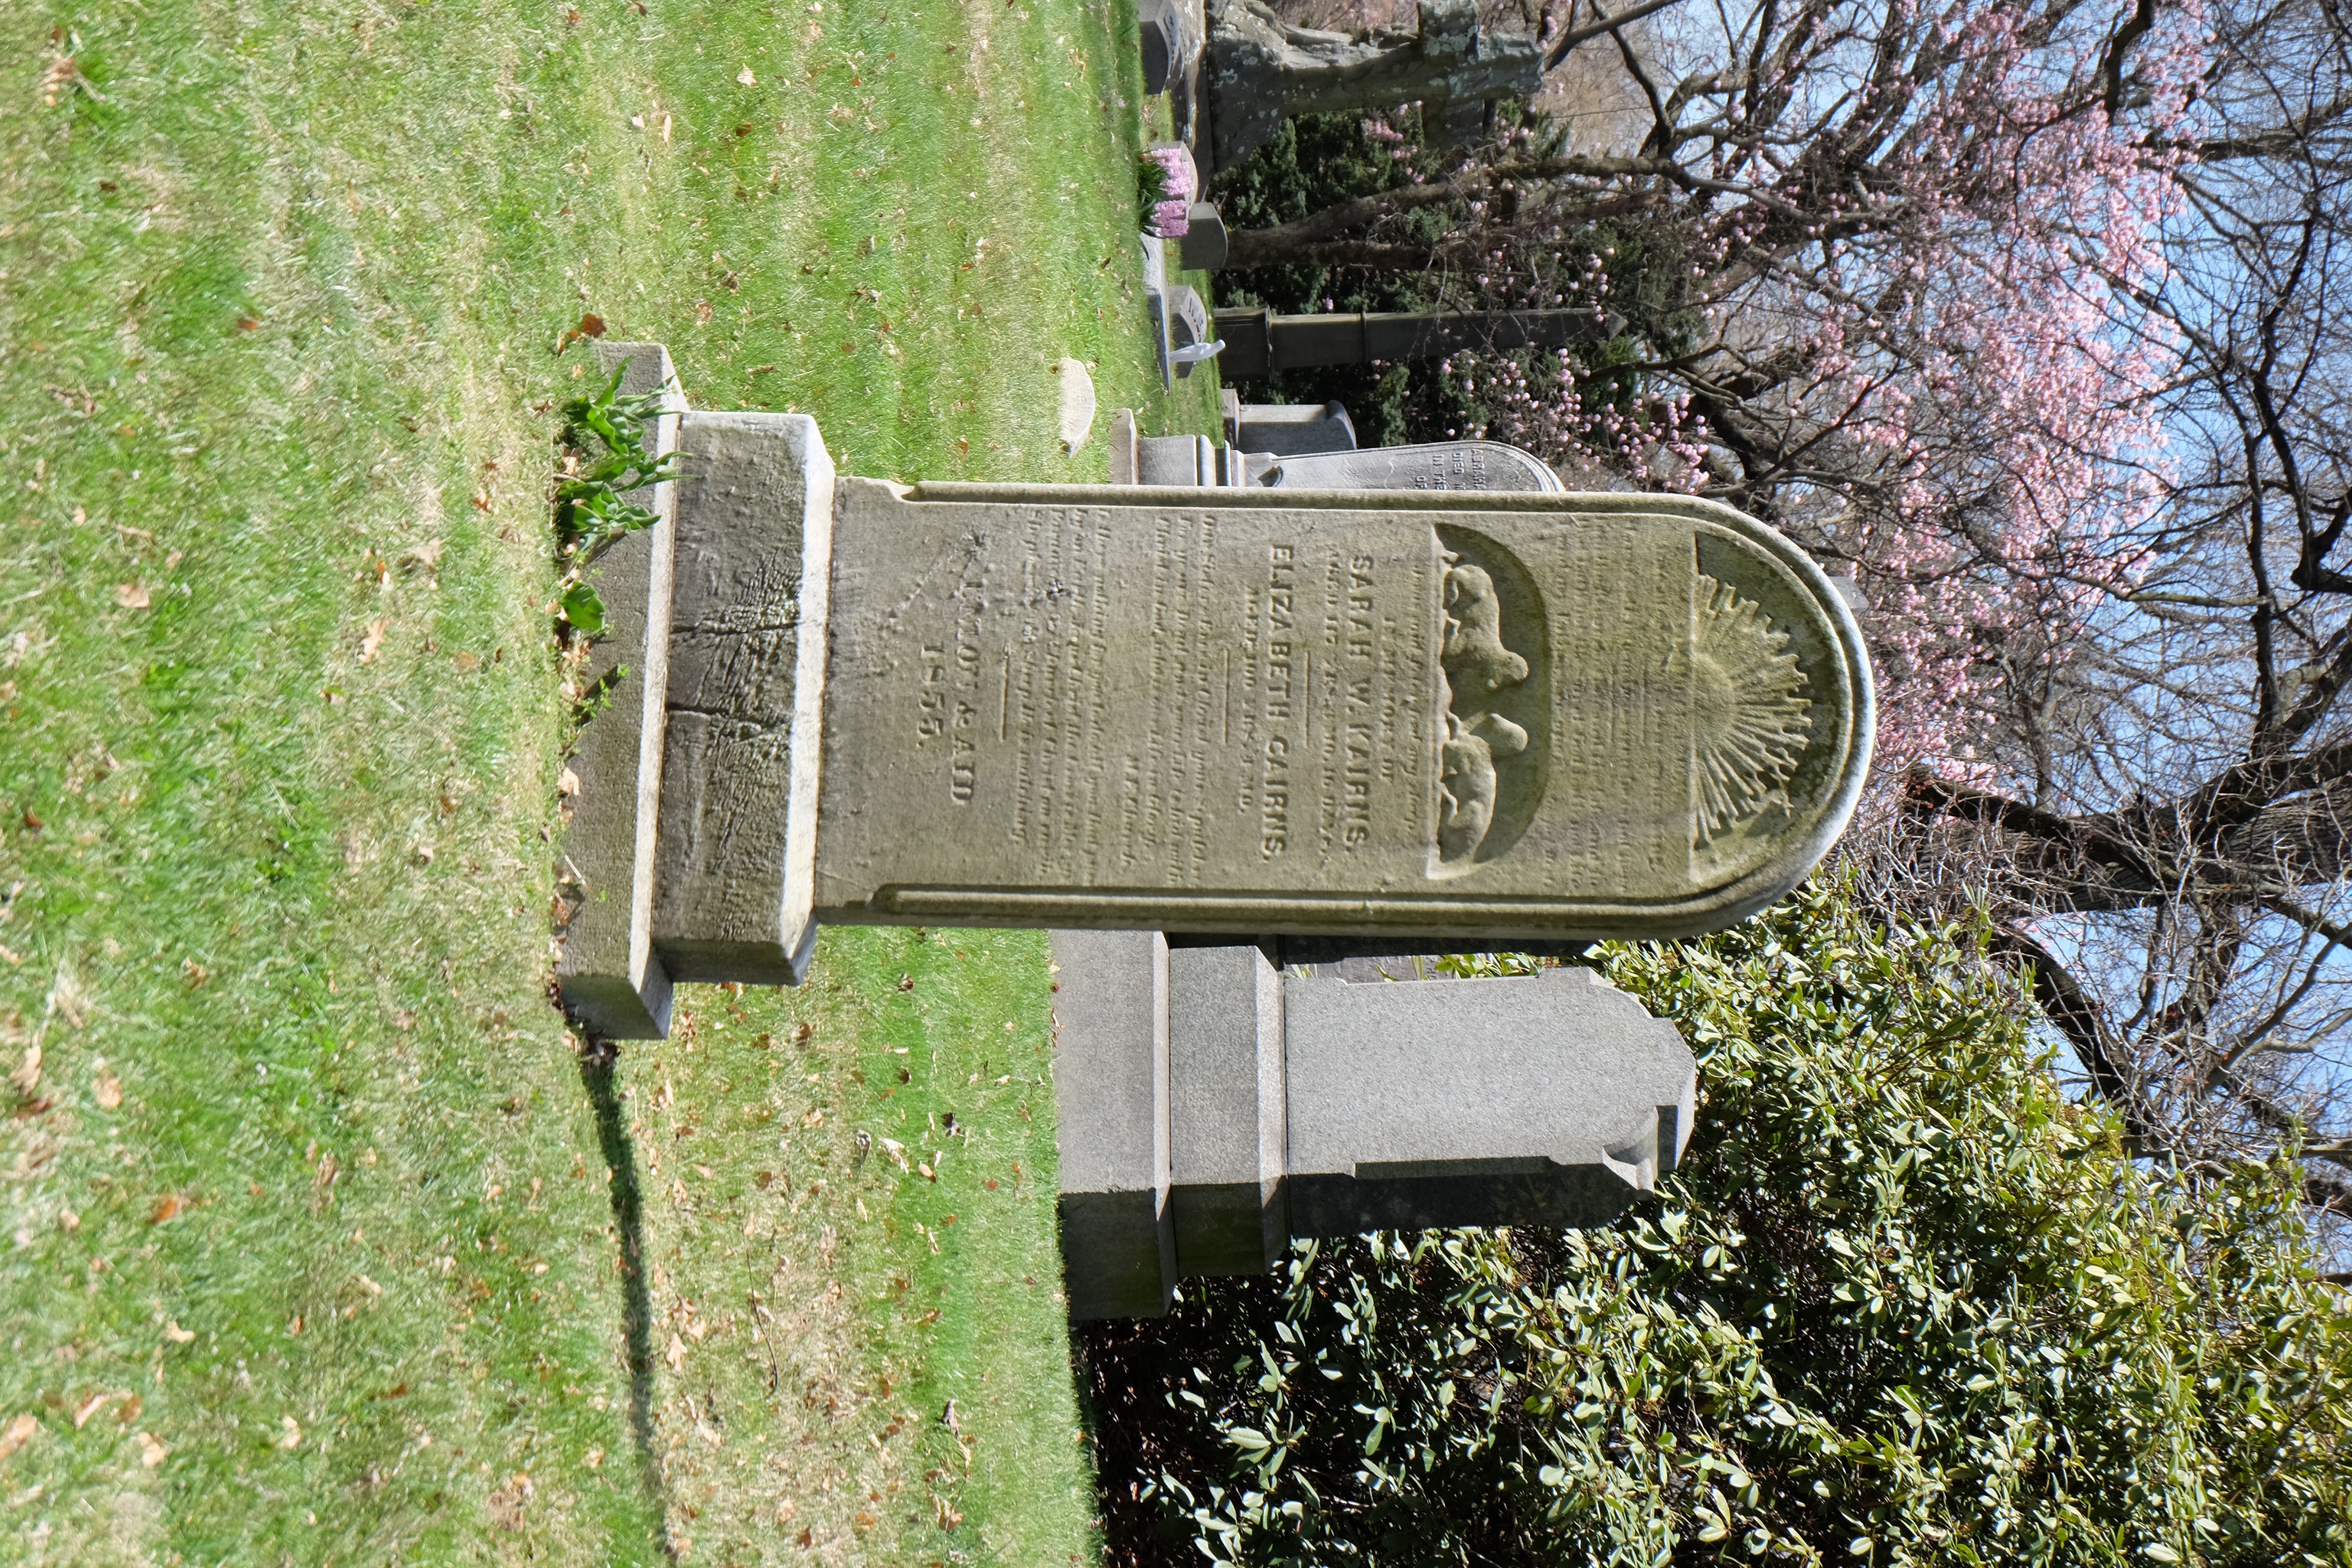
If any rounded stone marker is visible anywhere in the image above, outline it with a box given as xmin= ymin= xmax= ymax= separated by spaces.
xmin=1054 ymin=358 xmax=1096 ymax=454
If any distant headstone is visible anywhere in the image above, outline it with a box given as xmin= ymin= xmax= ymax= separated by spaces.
xmin=1132 ymin=421 xmax=1554 ymax=492
xmin=1106 ymin=407 xmax=1141 ymax=484
xmin=1223 ymin=393 xmax=1357 ymax=456
xmin=1135 ymin=432 xmax=1218 ymax=485
xmin=1158 ymin=283 xmax=1217 ymax=380
xmin=1054 ymin=357 xmax=1096 ymax=453
xmin=1138 ymin=0 xmax=1193 ymax=95
xmin=1051 ymin=935 xmax=1695 ymax=1318
xmin=1256 ymin=440 xmax=1562 ymax=493
xmin=1206 ymin=0 xmax=1542 ymax=170
xmin=1215 ymin=306 xmax=1616 ymax=378
xmin=1164 ymin=284 xmax=1211 ymax=352
xmin=1176 ymin=203 xmax=1228 ymax=270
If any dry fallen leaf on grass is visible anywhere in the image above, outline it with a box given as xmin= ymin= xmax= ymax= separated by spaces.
xmin=72 ymin=1392 xmax=112 ymax=1429
xmin=113 ymin=582 xmax=149 ymax=609
xmin=95 ymin=1074 xmax=121 ymax=1109
xmin=137 ymin=1432 xmax=166 ymax=1467
xmin=666 ymin=1334 xmax=686 ymax=1370
xmin=148 ymin=1193 xmax=189 ymax=1225
xmin=163 ymin=1322 xmax=194 ymax=1344
xmin=358 ymin=618 xmax=387 ymax=663
xmin=7 ymin=1044 xmax=37 ymax=1094
xmin=738 ymin=66 xmax=758 ymax=85
xmin=0 ymin=1413 xmax=37 ymax=1459
xmin=47 ymin=967 xmax=88 ymax=1028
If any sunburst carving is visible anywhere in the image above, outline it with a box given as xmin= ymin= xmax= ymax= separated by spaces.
xmin=1691 ymin=576 xmax=1813 ymax=845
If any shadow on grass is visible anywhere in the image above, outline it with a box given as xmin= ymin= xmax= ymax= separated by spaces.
xmin=579 ymin=1033 xmax=679 ymax=1563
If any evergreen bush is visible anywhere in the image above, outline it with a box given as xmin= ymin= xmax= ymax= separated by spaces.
xmin=1081 ymin=886 xmax=2352 ymax=1566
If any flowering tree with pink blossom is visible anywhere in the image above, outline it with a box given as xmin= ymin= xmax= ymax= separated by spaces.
xmin=1238 ymin=0 xmax=2202 ymax=775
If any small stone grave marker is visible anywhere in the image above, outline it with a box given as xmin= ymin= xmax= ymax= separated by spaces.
xmin=1224 ymin=394 xmax=1357 ymax=456
xmin=1254 ymin=440 xmax=1563 ymax=492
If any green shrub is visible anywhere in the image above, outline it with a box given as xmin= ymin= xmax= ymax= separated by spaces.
xmin=1081 ymin=885 xmax=2352 ymax=1566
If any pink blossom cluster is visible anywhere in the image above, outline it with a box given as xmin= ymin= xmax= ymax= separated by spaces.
xmin=1743 ymin=2 xmax=2205 ymax=776
xmin=1143 ymin=147 xmax=1193 ymax=237
xmin=1433 ymin=328 xmax=1709 ymax=493
xmin=1422 ymin=0 xmax=2205 ymax=780
xmin=1360 ymin=113 xmax=1417 ymax=162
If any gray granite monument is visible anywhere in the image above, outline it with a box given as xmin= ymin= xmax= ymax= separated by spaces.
xmin=1051 ymin=931 xmax=1695 ymax=1318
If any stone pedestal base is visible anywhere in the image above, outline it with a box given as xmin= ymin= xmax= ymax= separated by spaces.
xmin=1051 ymin=937 xmax=1695 ymax=1319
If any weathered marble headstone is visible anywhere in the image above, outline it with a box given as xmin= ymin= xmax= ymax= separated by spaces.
xmin=556 ymin=369 xmax=1873 ymax=1005
xmin=1051 ymin=933 xmax=1695 ymax=1318
xmin=1162 ymin=284 xmax=1213 ymax=379
xmin=547 ymin=355 xmax=1875 ymax=1321
xmin=811 ymin=475 xmax=1872 ymax=943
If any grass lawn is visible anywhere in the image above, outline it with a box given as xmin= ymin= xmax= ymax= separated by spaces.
xmin=1 ymin=0 xmax=1215 ymax=1560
